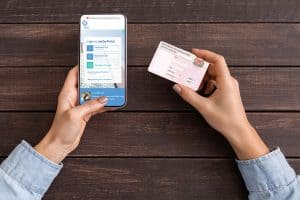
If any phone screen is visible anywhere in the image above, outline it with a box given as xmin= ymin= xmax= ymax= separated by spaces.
xmin=79 ymin=14 xmax=127 ymax=107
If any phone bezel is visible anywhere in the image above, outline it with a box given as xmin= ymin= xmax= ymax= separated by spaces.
xmin=78 ymin=14 xmax=127 ymax=108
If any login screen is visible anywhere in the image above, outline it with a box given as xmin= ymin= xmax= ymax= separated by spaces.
xmin=79 ymin=15 xmax=126 ymax=106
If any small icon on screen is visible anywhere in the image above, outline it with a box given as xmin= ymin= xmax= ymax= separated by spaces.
xmin=81 ymin=92 xmax=92 ymax=102
xmin=87 ymin=54 xmax=93 ymax=60
xmin=82 ymin=20 xmax=88 ymax=26
xmin=87 ymin=45 xmax=93 ymax=51
xmin=87 ymin=62 xmax=94 ymax=69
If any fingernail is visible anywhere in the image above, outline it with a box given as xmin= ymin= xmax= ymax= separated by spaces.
xmin=172 ymin=84 xmax=181 ymax=94
xmin=194 ymin=57 xmax=204 ymax=67
xmin=98 ymin=97 xmax=108 ymax=104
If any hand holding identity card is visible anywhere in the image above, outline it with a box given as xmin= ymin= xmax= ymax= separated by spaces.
xmin=148 ymin=41 xmax=209 ymax=91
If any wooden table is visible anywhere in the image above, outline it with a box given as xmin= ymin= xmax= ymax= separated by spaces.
xmin=1 ymin=1 xmax=300 ymax=199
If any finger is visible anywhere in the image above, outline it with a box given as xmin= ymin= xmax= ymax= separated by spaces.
xmin=192 ymin=49 xmax=224 ymax=65
xmin=192 ymin=49 xmax=230 ymax=77
xmin=74 ymin=96 xmax=108 ymax=118
xmin=57 ymin=66 xmax=79 ymax=112
xmin=61 ymin=66 xmax=78 ymax=92
xmin=204 ymin=80 xmax=217 ymax=95
xmin=173 ymin=84 xmax=210 ymax=114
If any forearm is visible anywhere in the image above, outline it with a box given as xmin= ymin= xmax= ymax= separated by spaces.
xmin=35 ymin=131 xmax=70 ymax=164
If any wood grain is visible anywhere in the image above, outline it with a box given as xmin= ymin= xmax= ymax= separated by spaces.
xmin=1 ymin=0 xmax=300 ymax=23
xmin=0 ymin=67 xmax=299 ymax=111
xmin=43 ymin=158 xmax=248 ymax=200
xmin=43 ymin=158 xmax=300 ymax=199
xmin=1 ymin=112 xmax=299 ymax=157
xmin=1 ymin=24 xmax=300 ymax=66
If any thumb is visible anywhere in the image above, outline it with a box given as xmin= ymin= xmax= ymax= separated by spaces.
xmin=74 ymin=96 xmax=108 ymax=118
xmin=173 ymin=84 xmax=209 ymax=113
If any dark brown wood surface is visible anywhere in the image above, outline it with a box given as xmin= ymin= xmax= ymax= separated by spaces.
xmin=0 ymin=112 xmax=300 ymax=157
xmin=1 ymin=0 xmax=300 ymax=23
xmin=44 ymin=158 xmax=249 ymax=199
xmin=0 ymin=1 xmax=299 ymax=199
xmin=43 ymin=158 xmax=300 ymax=199
xmin=0 ymin=67 xmax=299 ymax=111
xmin=1 ymin=24 xmax=300 ymax=66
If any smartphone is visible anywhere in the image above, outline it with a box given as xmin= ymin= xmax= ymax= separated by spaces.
xmin=79 ymin=14 xmax=127 ymax=108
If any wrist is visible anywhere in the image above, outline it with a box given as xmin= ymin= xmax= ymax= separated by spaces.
xmin=224 ymin=123 xmax=270 ymax=160
xmin=34 ymin=133 xmax=69 ymax=164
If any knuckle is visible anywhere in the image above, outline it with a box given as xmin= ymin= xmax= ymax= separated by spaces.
xmin=68 ymin=68 xmax=74 ymax=75
xmin=227 ymin=77 xmax=239 ymax=90
xmin=183 ymin=90 xmax=197 ymax=104
xmin=87 ymin=99 xmax=98 ymax=107
xmin=66 ymin=68 xmax=75 ymax=78
xmin=232 ymin=77 xmax=239 ymax=84
xmin=233 ymin=78 xmax=239 ymax=87
xmin=217 ymin=55 xmax=226 ymax=63
xmin=181 ymin=90 xmax=191 ymax=101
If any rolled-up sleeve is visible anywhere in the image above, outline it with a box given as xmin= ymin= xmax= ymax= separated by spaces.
xmin=236 ymin=148 xmax=300 ymax=200
xmin=0 ymin=140 xmax=63 ymax=199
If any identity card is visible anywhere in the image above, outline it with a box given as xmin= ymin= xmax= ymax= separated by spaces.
xmin=148 ymin=41 xmax=209 ymax=90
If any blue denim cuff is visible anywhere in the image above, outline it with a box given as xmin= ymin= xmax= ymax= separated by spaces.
xmin=0 ymin=140 xmax=63 ymax=196
xmin=236 ymin=147 xmax=296 ymax=192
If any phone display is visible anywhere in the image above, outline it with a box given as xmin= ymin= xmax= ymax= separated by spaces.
xmin=79 ymin=14 xmax=127 ymax=107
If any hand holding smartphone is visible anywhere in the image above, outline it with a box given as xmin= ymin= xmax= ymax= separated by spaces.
xmin=79 ymin=14 xmax=127 ymax=108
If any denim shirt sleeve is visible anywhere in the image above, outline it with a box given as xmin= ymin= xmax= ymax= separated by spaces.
xmin=236 ymin=148 xmax=300 ymax=200
xmin=0 ymin=140 xmax=63 ymax=199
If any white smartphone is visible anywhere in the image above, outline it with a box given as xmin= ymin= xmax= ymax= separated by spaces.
xmin=79 ymin=14 xmax=127 ymax=108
